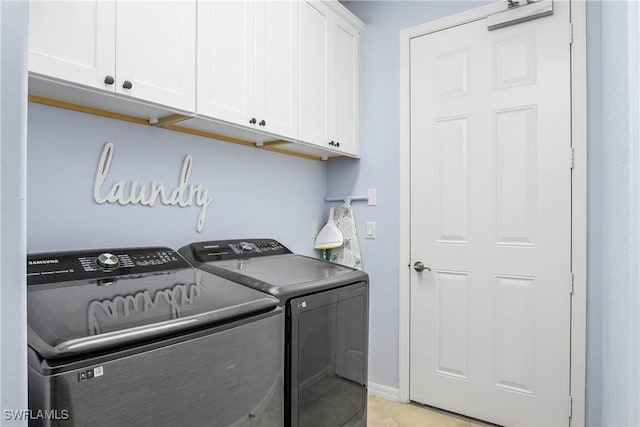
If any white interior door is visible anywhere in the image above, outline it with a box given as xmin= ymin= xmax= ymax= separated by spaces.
xmin=409 ymin=3 xmax=572 ymax=426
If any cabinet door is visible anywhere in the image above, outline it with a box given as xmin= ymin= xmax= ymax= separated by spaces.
xmin=255 ymin=1 xmax=299 ymax=139
xmin=116 ymin=1 xmax=196 ymax=112
xmin=197 ymin=0 xmax=255 ymax=126
xmin=332 ymin=16 xmax=359 ymax=155
xmin=28 ymin=1 xmax=116 ymax=91
xmin=299 ymin=1 xmax=331 ymax=147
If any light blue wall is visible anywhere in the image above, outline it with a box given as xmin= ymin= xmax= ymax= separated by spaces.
xmin=27 ymin=103 xmax=327 ymax=256
xmin=585 ymin=4 xmax=604 ymax=424
xmin=333 ymin=0 xmax=491 ymax=390
xmin=586 ymin=2 xmax=640 ymax=426
xmin=0 ymin=1 xmax=28 ymax=424
xmin=336 ymin=1 xmax=639 ymax=425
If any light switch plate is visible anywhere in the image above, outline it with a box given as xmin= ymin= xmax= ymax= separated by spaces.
xmin=366 ymin=222 xmax=376 ymax=239
xmin=367 ymin=189 xmax=377 ymax=206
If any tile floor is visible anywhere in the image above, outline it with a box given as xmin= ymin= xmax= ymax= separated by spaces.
xmin=367 ymin=395 xmax=489 ymax=427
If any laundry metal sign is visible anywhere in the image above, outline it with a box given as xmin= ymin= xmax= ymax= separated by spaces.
xmin=93 ymin=142 xmax=212 ymax=232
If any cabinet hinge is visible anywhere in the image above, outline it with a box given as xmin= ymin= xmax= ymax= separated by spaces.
xmin=569 ymin=272 xmax=574 ymax=294
xmin=569 ymin=22 xmax=573 ymax=45
xmin=569 ymin=147 xmax=575 ymax=169
xmin=568 ymin=395 xmax=573 ymax=419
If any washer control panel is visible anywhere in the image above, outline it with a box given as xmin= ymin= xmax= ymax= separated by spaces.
xmin=190 ymin=239 xmax=291 ymax=262
xmin=27 ymin=247 xmax=189 ymax=285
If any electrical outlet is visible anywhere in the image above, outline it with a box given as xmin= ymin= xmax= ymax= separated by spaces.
xmin=366 ymin=222 xmax=376 ymax=239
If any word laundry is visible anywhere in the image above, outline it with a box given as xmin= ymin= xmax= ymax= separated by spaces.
xmin=93 ymin=142 xmax=212 ymax=232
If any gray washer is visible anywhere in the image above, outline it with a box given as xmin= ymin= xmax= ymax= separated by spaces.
xmin=179 ymin=239 xmax=369 ymax=427
xmin=27 ymin=246 xmax=283 ymax=427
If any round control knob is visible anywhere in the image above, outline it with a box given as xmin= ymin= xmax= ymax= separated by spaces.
xmin=97 ymin=253 xmax=120 ymax=269
xmin=239 ymin=242 xmax=254 ymax=252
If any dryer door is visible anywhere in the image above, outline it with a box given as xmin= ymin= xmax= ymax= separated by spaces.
xmin=289 ymin=281 xmax=368 ymax=427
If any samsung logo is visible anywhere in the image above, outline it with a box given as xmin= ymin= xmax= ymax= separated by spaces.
xmin=28 ymin=259 xmax=59 ymax=266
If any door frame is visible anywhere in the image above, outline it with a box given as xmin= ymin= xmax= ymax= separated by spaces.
xmin=397 ymin=1 xmax=587 ymax=425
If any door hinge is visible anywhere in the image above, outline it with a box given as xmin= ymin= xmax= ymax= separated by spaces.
xmin=569 ymin=272 xmax=574 ymax=294
xmin=569 ymin=147 xmax=575 ymax=169
xmin=569 ymin=22 xmax=573 ymax=45
xmin=568 ymin=395 xmax=573 ymax=419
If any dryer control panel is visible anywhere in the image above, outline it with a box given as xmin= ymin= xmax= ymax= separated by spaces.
xmin=190 ymin=239 xmax=291 ymax=262
xmin=27 ymin=247 xmax=191 ymax=285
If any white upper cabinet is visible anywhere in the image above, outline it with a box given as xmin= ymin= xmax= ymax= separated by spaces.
xmin=29 ymin=1 xmax=116 ymax=90
xmin=28 ymin=0 xmax=196 ymax=112
xmin=198 ymin=1 xmax=299 ymax=140
xmin=28 ymin=0 xmax=363 ymax=159
xmin=299 ymin=1 xmax=363 ymax=156
xmin=115 ymin=2 xmax=196 ymax=111
xmin=299 ymin=1 xmax=331 ymax=147
xmin=256 ymin=1 xmax=299 ymax=139
xmin=331 ymin=15 xmax=359 ymax=156
xmin=197 ymin=1 xmax=255 ymax=127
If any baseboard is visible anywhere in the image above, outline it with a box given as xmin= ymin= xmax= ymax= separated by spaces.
xmin=368 ymin=382 xmax=401 ymax=402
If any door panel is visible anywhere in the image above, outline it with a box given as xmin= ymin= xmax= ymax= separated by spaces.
xmin=116 ymin=1 xmax=195 ymax=112
xmin=332 ymin=16 xmax=359 ymax=155
xmin=493 ymin=274 xmax=536 ymax=395
xmin=434 ymin=116 xmax=469 ymax=243
xmin=197 ymin=0 xmax=254 ymax=125
xmin=409 ymin=3 xmax=571 ymax=426
xmin=495 ymin=106 xmax=538 ymax=246
xmin=434 ymin=271 xmax=470 ymax=380
xmin=299 ymin=1 xmax=331 ymax=146
xmin=256 ymin=1 xmax=299 ymax=139
xmin=28 ymin=1 xmax=116 ymax=90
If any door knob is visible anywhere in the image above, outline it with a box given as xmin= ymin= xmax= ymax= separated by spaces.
xmin=414 ymin=262 xmax=431 ymax=272
xmin=122 ymin=80 xmax=133 ymax=89
xmin=104 ymin=75 xmax=115 ymax=85
xmin=259 ymin=120 xmax=266 ymax=126
xmin=249 ymin=118 xmax=257 ymax=125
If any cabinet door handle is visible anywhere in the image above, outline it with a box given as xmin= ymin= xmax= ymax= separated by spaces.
xmin=259 ymin=120 xmax=266 ymax=126
xmin=336 ymin=142 xmax=340 ymax=147
xmin=122 ymin=80 xmax=133 ymax=90
xmin=104 ymin=75 xmax=115 ymax=85
xmin=249 ymin=118 xmax=257 ymax=124
xmin=329 ymin=141 xmax=334 ymax=146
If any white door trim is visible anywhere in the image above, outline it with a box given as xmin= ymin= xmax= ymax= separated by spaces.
xmin=397 ymin=2 xmax=587 ymax=426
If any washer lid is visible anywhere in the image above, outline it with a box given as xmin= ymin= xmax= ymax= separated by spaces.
xmin=27 ymin=248 xmax=278 ymax=360
xmin=202 ymin=254 xmax=369 ymax=298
